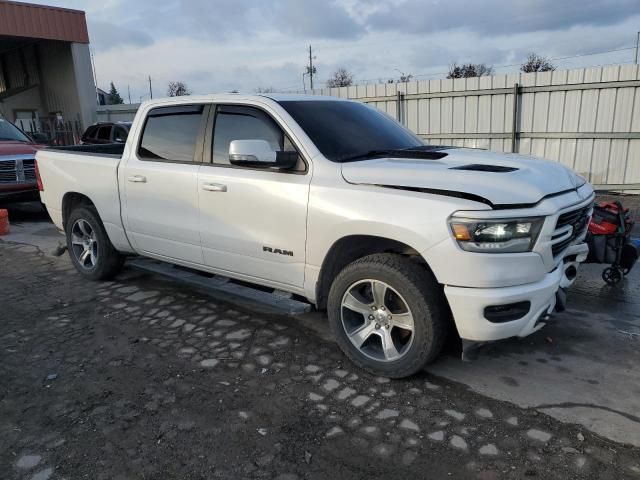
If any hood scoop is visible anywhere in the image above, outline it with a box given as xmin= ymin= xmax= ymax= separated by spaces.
xmin=450 ymin=164 xmax=518 ymax=173
xmin=341 ymin=148 xmax=588 ymax=207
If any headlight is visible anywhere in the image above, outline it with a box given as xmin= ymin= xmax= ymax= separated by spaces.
xmin=449 ymin=217 xmax=544 ymax=253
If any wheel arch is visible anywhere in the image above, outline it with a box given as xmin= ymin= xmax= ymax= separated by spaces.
xmin=61 ymin=192 xmax=97 ymax=230
xmin=315 ymin=234 xmax=436 ymax=310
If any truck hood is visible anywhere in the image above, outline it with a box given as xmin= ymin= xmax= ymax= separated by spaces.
xmin=0 ymin=141 xmax=42 ymax=157
xmin=340 ymin=148 xmax=587 ymax=208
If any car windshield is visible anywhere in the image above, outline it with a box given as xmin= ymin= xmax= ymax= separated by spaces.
xmin=279 ymin=100 xmax=441 ymax=162
xmin=0 ymin=118 xmax=31 ymax=142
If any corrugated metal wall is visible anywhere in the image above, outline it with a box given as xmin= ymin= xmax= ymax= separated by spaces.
xmin=308 ymin=64 xmax=640 ymax=191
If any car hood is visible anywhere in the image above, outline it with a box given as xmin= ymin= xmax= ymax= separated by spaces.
xmin=0 ymin=141 xmax=42 ymax=157
xmin=340 ymin=148 xmax=588 ymax=208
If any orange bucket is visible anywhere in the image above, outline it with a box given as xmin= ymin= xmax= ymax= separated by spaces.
xmin=0 ymin=209 xmax=9 ymax=235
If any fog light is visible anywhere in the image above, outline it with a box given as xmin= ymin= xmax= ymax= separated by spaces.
xmin=484 ymin=301 xmax=531 ymax=323
xmin=565 ymin=266 xmax=577 ymax=280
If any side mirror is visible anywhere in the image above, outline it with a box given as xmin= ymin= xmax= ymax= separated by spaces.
xmin=229 ymin=139 xmax=298 ymax=170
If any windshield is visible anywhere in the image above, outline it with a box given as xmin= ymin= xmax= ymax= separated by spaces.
xmin=0 ymin=118 xmax=31 ymax=142
xmin=279 ymin=100 xmax=426 ymax=162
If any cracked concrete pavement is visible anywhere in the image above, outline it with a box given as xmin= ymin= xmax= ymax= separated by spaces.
xmin=1 ymin=201 xmax=640 ymax=479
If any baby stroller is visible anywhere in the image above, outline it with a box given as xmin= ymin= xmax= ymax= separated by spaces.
xmin=585 ymin=201 xmax=639 ymax=285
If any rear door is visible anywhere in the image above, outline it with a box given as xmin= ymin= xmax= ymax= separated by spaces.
xmin=197 ymin=104 xmax=311 ymax=289
xmin=121 ymin=104 xmax=208 ymax=264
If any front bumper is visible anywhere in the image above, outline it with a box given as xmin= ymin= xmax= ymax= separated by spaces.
xmin=445 ymin=242 xmax=589 ymax=342
xmin=0 ymin=183 xmax=39 ymax=202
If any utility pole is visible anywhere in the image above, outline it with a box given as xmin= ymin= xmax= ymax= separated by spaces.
xmin=308 ymin=45 xmax=314 ymax=91
xmin=90 ymin=47 xmax=99 ymax=105
xmin=148 ymin=75 xmax=153 ymax=99
xmin=127 ymin=85 xmax=131 ymax=104
xmin=636 ymin=31 xmax=640 ymax=64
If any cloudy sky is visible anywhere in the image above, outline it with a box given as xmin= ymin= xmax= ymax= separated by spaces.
xmin=37 ymin=0 xmax=640 ymax=101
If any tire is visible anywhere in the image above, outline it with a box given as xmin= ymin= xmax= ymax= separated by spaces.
xmin=65 ymin=206 xmax=124 ymax=280
xmin=327 ymin=253 xmax=447 ymax=378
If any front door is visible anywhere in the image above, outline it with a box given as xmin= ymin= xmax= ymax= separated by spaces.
xmin=197 ymin=104 xmax=311 ymax=289
xmin=121 ymin=104 xmax=208 ymax=264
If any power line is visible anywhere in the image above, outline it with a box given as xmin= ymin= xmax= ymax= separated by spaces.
xmin=344 ymin=45 xmax=637 ymax=85
xmin=274 ymin=44 xmax=637 ymax=92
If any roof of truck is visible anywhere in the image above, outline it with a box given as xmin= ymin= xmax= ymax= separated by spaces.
xmin=140 ymin=93 xmax=351 ymax=109
xmin=260 ymin=93 xmax=352 ymax=102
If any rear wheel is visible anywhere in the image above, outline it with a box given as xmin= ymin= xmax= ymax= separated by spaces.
xmin=65 ymin=206 xmax=124 ymax=280
xmin=327 ymin=254 xmax=447 ymax=378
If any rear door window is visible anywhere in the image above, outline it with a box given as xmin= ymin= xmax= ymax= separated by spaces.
xmin=82 ymin=126 xmax=98 ymax=141
xmin=138 ymin=105 xmax=205 ymax=162
xmin=97 ymin=126 xmax=111 ymax=142
xmin=112 ymin=126 xmax=128 ymax=142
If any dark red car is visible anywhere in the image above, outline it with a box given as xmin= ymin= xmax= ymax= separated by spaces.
xmin=0 ymin=117 xmax=44 ymax=202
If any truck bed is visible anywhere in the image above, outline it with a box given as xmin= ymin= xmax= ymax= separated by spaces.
xmin=37 ymin=143 xmax=126 ymax=248
xmin=45 ymin=143 xmax=125 ymax=158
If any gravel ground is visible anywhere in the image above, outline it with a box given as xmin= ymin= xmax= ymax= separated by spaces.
xmin=2 ymin=241 xmax=640 ymax=480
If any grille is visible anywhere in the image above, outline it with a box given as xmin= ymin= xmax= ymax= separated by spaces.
xmin=0 ymin=160 xmax=17 ymax=183
xmin=551 ymin=204 xmax=593 ymax=257
xmin=23 ymin=159 xmax=36 ymax=181
xmin=0 ymin=157 xmax=36 ymax=183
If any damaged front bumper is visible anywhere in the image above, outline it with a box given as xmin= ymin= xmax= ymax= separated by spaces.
xmin=444 ymin=242 xmax=589 ymax=347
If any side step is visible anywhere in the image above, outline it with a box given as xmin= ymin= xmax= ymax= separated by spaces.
xmin=128 ymin=258 xmax=312 ymax=316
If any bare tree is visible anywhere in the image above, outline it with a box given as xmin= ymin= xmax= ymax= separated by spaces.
xmin=398 ymin=74 xmax=414 ymax=83
xmin=387 ymin=71 xmax=414 ymax=83
xmin=521 ymin=53 xmax=556 ymax=73
xmin=447 ymin=63 xmax=494 ymax=79
xmin=326 ymin=68 xmax=354 ymax=88
xmin=167 ymin=81 xmax=192 ymax=97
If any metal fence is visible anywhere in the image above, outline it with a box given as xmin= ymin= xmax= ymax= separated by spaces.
xmin=307 ymin=64 xmax=640 ymax=192
xmin=15 ymin=117 xmax=83 ymax=146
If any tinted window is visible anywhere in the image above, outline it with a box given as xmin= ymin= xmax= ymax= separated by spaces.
xmin=96 ymin=126 xmax=111 ymax=141
xmin=113 ymin=126 xmax=128 ymax=142
xmin=138 ymin=105 xmax=204 ymax=162
xmin=82 ymin=125 xmax=98 ymax=140
xmin=279 ymin=100 xmax=423 ymax=162
xmin=213 ymin=106 xmax=289 ymax=165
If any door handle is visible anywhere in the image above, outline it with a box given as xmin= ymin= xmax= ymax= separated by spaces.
xmin=202 ymin=182 xmax=227 ymax=192
xmin=127 ymin=175 xmax=147 ymax=183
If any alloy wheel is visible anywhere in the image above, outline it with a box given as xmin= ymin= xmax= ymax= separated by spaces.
xmin=340 ymin=279 xmax=415 ymax=362
xmin=70 ymin=218 xmax=98 ymax=269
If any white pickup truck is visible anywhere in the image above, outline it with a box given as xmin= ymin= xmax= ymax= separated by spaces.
xmin=37 ymin=94 xmax=594 ymax=377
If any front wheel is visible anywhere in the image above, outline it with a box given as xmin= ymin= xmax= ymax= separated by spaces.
xmin=327 ymin=254 xmax=447 ymax=378
xmin=65 ymin=206 xmax=124 ymax=280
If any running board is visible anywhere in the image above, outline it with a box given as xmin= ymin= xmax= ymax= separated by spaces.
xmin=128 ymin=258 xmax=312 ymax=316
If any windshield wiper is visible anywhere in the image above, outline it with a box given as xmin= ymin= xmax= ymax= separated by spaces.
xmin=339 ymin=147 xmax=449 ymax=163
